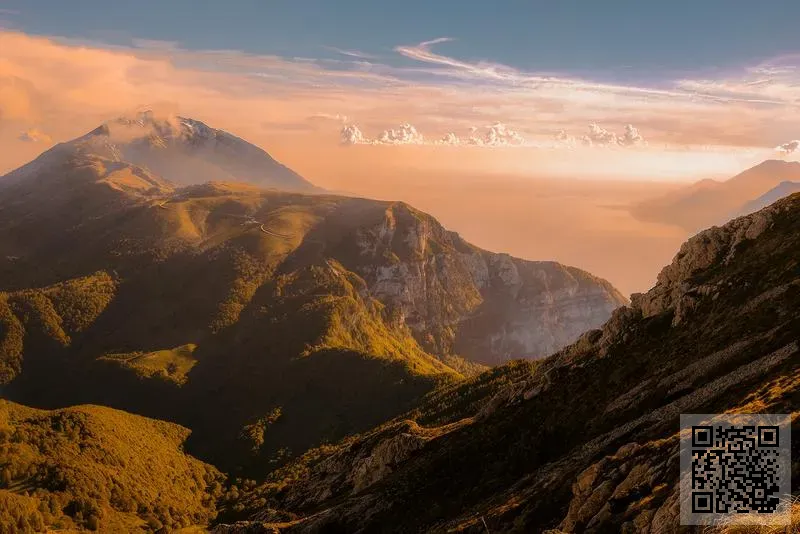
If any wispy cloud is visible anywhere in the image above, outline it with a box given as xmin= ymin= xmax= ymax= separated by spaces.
xmin=324 ymin=46 xmax=378 ymax=60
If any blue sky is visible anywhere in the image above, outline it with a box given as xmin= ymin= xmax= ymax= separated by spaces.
xmin=4 ymin=0 xmax=800 ymax=82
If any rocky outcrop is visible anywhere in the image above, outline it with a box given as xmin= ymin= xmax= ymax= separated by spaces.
xmin=630 ymin=205 xmax=776 ymax=324
xmin=349 ymin=202 xmax=627 ymax=365
xmin=559 ymin=440 xmax=679 ymax=533
xmin=262 ymin=419 xmax=452 ymax=512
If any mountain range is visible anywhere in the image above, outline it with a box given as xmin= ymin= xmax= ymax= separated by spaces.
xmin=0 ymin=115 xmax=796 ymax=533
xmin=0 ymin=116 xmax=623 ymax=490
xmin=736 ymin=180 xmax=800 ymax=218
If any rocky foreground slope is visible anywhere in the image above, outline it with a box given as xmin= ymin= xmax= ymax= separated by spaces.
xmin=219 ymin=193 xmax=800 ymax=533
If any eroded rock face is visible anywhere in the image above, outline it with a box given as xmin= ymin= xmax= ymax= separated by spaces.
xmin=349 ymin=202 xmax=627 ymax=365
xmin=559 ymin=440 xmax=679 ymax=533
xmin=630 ymin=208 xmax=775 ymax=324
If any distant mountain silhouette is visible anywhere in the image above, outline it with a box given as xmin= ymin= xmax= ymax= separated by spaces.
xmin=732 ymin=180 xmax=800 ymax=218
xmin=630 ymin=159 xmax=800 ymax=232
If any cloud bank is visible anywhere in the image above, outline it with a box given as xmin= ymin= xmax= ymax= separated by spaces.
xmin=340 ymin=122 xmax=526 ymax=147
xmin=553 ymin=124 xmax=648 ymax=149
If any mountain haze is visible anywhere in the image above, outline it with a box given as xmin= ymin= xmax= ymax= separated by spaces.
xmin=630 ymin=159 xmax=800 ymax=232
xmin=734 ymin=180 xmax=800 ymax=218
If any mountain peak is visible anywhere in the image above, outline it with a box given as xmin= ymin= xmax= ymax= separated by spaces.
xmin=3 ymin=112 xmax=319 ymax=193
xmin=746 ymin=158 xmax=800 ymax=173
xmin=108 ymin=111 xmax=216 ymax=143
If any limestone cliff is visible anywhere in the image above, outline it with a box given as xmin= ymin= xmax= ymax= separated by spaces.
xmin=344 ymin=201 xmax=627 ymax=365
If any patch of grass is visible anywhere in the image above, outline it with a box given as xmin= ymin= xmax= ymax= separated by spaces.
xmin=100 ymin=343 xmax=199 ymax=385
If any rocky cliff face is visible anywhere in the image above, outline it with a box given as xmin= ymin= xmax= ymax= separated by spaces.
xmin=220 ymin=193 xmax=800 ymax=533
xmin=343 ymin=201 xmax=627 ymax=365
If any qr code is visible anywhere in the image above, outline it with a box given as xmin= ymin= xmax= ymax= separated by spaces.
xmin=680 ymin=414 xmax=791 ymax=526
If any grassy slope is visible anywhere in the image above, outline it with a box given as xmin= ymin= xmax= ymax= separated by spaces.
xmin=0 ymin=400 xmax=223 ymax=533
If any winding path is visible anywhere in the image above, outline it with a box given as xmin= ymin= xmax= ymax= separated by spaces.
xmin=259 ymin=224 xmax=292 ymax=239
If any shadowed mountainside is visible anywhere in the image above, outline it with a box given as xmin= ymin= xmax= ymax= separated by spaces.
xmin=219 ymin=193 xmax=800 ymax=533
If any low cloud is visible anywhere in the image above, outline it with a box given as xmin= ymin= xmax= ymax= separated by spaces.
xmin=340 ymin=121 xmax=525 ymax=147
xmin=375 ymin=123 xmax=425 ymax=145
xmin=582 ymin=123 xmax=618 ymax=146
xmin=618 ymin=124 xmax=647 ymax=147
xmin=17 ymin=128 xmax=52 ymax=143
xmin=775 ymin=139 xmax=799 ymax=155
xmin=469 ymin=123 xmax=525 ymax=146
xmin=554 ymin=123 xmax=648 ymax=148
xmin=438 ymin=132 xmax=460 ymax=145
xmin=340 ymin=122 xmax=425 ymax=145
xmin=340 ymin=124 xmax=367 ymax=145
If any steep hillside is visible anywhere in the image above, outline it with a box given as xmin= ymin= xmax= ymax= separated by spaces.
xmin=0 ymin=150 xmax=623 ymax=477
xmin=0 ymin=400 xmax=223 ymax=533
xmin=222 ymin=193 xmax=800 ymax=533
xmin=630 ymin=159 xmax=800 ymax=232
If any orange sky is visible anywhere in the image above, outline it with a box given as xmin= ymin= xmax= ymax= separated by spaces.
xmin=1 ymin=30 xmax=797 ymax=294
